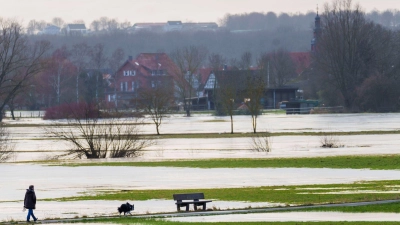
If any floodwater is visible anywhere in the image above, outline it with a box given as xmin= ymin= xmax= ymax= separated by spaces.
xmin=4 ymin=165 xmax=400 ymax=201
xmin=5 ymin=113 xmax=400 ymax=134
xmin=4 ymin=113 xmax=400 ymax=161
xmin=2 ymin=113 xmax=400 ymax=222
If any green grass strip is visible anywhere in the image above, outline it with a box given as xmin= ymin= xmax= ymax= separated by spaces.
xmin=58 ymin=155 xmax=400 ymax=170
xmin=154 ymin=130 xmax=400 ymax=139
xmin=293 ymin=201 xmax=400 ymax=213
xmin=44 ymin=217 xmax=400 ymax=225
xmin=52 ymin=180 xmax=400 ymax=205
xmin=75 ymin=217 xmax=399 ymax=225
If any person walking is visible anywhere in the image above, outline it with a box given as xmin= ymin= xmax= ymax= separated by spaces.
xmin=24 ymin=185 xmax=38 ymax=222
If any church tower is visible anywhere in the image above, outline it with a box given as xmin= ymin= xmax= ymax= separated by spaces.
xmin=311 ymin=8 xmax=321 ymax=52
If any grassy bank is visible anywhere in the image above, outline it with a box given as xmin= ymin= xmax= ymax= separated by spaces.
xmin=294 ymin=201 xmax=400 ymax=213
xmin=58 ymin=155 xmax=400 ymax=170
xmin=69 ymin=218 xmax=400 ymax=225
xmin=52 ymin=180 xmax=400 ymax=205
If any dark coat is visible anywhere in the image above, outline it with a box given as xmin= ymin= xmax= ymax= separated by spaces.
xmin=24 ymin=189 xmax=36 ymax=209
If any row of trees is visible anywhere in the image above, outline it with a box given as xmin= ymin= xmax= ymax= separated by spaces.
xmin=221 ymin=9 xmax=400 ymax=31
xmin=26 ymin=17 xmax=132 ymax=35
xmin=10 ymin=43 xmax=126 ymax=112
xmin=0 ymin=20 xmax=51 ymax=122
xmin=310 ymin=0 xmax=400 ymax=111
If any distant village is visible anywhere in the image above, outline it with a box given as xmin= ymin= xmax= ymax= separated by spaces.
xmin=34 ymin=20 xmax=219 ymax=35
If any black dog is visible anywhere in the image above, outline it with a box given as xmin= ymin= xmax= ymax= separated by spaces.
xmin=118 ymin=202 xmax=134 ymax=215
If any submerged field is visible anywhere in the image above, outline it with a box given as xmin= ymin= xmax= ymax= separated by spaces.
xmin=2 ymin=113 xmax=400 ymax=223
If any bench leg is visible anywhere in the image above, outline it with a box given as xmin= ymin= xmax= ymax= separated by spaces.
xmin=203 ymin=203 xmax=206 ymax=210
xmin=177 ymin=205 xmax=180 ymax=211
xmin=186 ymin=204 xmax=189 ymax=211
xmin=194 ymin=204 xmax=197 ymax=211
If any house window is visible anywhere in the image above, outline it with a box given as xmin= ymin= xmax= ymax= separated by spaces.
xmin=121 ymin=82 xmax=128 ymax=91
xmin=151 ymin=70 xmax=156 ymax=76
xmin=151 ymin=81 xmax=156 ymax=88
xmin=123 ymin=70 xmax=136 ymax=76
xmin=108 ymin=94 xmax=116 ymax=102
xmin=132 ymin=81 xmax=135 ymax=91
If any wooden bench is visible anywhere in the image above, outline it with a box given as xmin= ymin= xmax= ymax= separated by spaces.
xmin=173 ymin=193 xmax=212 ymax=211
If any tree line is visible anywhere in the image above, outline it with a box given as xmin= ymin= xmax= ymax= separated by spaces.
xmin=308 ymin=0 xmax=400 ymax=112
xmin=220 ymin=8 xmax=400 ymax=31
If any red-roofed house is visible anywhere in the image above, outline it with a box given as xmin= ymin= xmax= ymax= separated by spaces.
xmin=106 ymin=53 xmax=178 ymax=108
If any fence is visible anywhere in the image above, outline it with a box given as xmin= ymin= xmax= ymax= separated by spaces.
xmin=4 ymin=111 xmax=45 ymax=118
xmin=285 ymin=106 xmax=344 ymax=114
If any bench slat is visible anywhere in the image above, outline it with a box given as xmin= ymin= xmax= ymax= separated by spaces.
xmin=173 ymin=193 xmax=205 ymax=201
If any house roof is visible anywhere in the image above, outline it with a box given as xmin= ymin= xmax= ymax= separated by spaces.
xmin=183 ymin=22 xmax=218 ymax=28
xmin=198 ymin=68 xmax=213 ymax=85
xmin=67 ymin=24 xmax=87 ymax=30
xmin=134 ymin=53 xmax=177 ymax=72
xmin=167 ymin=21 xmax=182 ymax=25
xmin=133 ymin=23 xmax=166 ymax=27
xmin=44 ymin=25 xmax=60 ymax=30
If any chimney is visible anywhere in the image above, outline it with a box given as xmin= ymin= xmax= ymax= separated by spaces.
xmin=128 ymin=55 xmax=133 ymax=60
xmin=223 ymin=64 xmax=228 ymax=71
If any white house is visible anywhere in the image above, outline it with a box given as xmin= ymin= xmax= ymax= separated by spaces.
xmin=66 ymin=24 xmax=87 ymax=35
xmin=39 ymin=25 xmax=61 ymax=35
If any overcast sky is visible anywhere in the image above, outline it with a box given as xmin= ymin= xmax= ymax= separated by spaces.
xmin=1 ymin=0 xmax=399 ymax=25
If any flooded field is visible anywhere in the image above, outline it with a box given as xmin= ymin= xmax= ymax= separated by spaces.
xmin=2 ymin=164 xmax=400 ymax=221
xmin=2 ymin=113 xmax=400 ymax=222
xmin=4 ymin=113 xmax=400 ymax=161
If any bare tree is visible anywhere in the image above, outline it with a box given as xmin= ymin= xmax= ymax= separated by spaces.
xmin=0 ymin=123 xmax=15 ymax=162
xmin=170 ymin=45 xmax=208 ymax=117
xmin=0 ymin=20 xmax=51 ymax=122
xmin=90 ymin=20 xmax=101 ymax=32
xmin=70 ymin=42 xmax=91 ymax=103
xmin=259 ymin=49 xmax=296 ymax=88
xmin=243 ymin=72 xmax=265 ymax=133
xmin=314 ymin=0 xmax=391 ymax=109
xmin=89 ymin=43 xmax=108 ymax=103
xmin=51 ymin=17 xmax=65 ymax=27
xmin=26 ymin=20 xmax=47 ymax=35
xmin=208 ymin=53 xmax=226 ymax=71
xmin=239 ymin=51 xmax=252 ymax=70
xmin=251 ymin=132 xmax=272 ymax=153
xmin=208 ymin=53 xmax=226 ymax=113
xmin=215 ymin=71 xmax=237 ymax=134
xmin=44 ymin=104 xmax=153 ymax=159
xmin=120 ymin=20 xmax=132 ymax=29
xmin=47 ymin=46 xmax=73 ymax=105
xmin=108 ymin=48 xmax=125 ymax=108
xmin=138 ymin=84 xmax=174 ymax=135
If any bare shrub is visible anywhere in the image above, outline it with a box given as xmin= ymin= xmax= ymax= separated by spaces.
xmin=0 ymin=123 xmax=15 ymax=162
xmin=320 ymin=134 xmax=343 ymax=148
xmin=45 ymin=115 xmax=154 ymax=159
xmin=251 ymin=132 xmax=272 ymax=153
